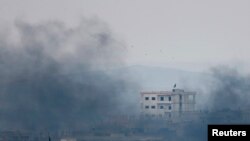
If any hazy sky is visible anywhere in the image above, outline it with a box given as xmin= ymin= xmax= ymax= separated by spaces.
xmin=1 ymin=0 xmax=250 ymax=72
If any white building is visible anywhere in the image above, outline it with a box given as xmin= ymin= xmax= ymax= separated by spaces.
xmin=140 ymin=88 xmax=196 ymax=118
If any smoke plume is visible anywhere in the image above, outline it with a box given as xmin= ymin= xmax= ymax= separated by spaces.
xmin=207 ymin=66 xmax=250 ymax=111
xmin=0 ymin=19 xmax=137 ymax=131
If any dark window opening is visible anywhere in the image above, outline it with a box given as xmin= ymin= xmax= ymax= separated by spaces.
xmin=145 ymin=106 xmax=149 ymax=109
xmin=168 ymin=105 xmax=172 ymax=110
xmin=151 ymin=106 xmax=156 ymax=109
xmin=168 ymin=96 xmax=171 ymax=101
xmin=145 ymin=97 xmax=149 ymax=100
xmin=152 ymin=97 xmax=156 ymax=100
xmin=160 ymin=96 xmax=164 ymax=101
xmin=160 ymin=105 xmax=164 ymax=109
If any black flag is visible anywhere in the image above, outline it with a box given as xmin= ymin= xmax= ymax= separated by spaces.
xmin=48 ymin=133 xmax=51 ymax=141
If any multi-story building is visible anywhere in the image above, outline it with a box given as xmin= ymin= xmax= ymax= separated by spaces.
xmin=140 ymin=88 xmax=196 ymax=118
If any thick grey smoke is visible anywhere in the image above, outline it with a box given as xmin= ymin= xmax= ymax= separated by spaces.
xmin=151 ymin=66 xmax=250 ymax=141
xmin=208 ymin=66 xmax=250 ymax=111
xmin=0 ymin=19 xmax=137 ymax=131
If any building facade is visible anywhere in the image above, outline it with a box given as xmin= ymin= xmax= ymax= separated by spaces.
xmin=140 ymin=88 xmax=196 ymax=118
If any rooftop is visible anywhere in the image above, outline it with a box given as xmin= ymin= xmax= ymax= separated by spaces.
xmin=141 ymin=89 xmax=196 ymax=95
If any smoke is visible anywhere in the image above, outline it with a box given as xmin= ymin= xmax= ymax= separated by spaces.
xmin=155 ymin=66 xmax=250 ymax=141
xmin=207 ymin=66 xmax=250 ymax=111
xmin=0 ymin=19 xmax=137 ymax=131
xmin=1 ymin=18 xmax=249 ymax=141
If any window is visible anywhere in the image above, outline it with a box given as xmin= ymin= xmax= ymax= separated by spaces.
xmin=160 ymin=105 xmax=164 ymax=109
xmin=145 ymin=106 xmax=149 ymax=109
xmin=180 ymin=95 xmax=182 ymax=100
xmin=152 ymin=97 xmax=156 ymax=100
xmin=151 ymin=106 xmax=156 ymax=109
xmin=145 ymin=97 xmax=149 ymax=100
xmin=160 ymin=96 xmax=164 ymax=101
xmin=168 ymin=105 xmax=172 ymax=110
xmin=168 ymin=96 xmax=171 ymax=101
